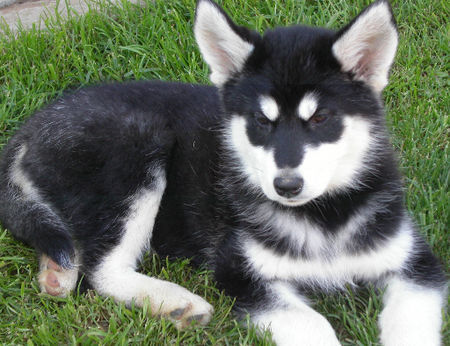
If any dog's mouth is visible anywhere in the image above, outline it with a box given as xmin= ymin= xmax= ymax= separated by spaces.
xmin=276 ymin=197 xmax=311 ymax=207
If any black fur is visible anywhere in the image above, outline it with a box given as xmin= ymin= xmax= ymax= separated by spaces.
xmin=0 ymin=0 xmax=446 ymax=340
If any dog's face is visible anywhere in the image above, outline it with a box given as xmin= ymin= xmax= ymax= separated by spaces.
xmin=195 ymin=0 xmax=398 ymax=206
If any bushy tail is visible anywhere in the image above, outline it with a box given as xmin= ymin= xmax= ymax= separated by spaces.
xmin=0 ymin=146 xmax=74 ymax=268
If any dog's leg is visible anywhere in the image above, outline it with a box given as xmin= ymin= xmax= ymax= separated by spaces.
xmin=378 ymin=276 xmax=445 ymax=346
xmin=88 ymin=170 xmax=213 ymax=329
xmin=38 ymin=252 xmax=79 ymax=297
xmin=251 ymin=282 xmax=340 ymax=346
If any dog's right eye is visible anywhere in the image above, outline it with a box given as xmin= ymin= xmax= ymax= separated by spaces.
xmin=254 ymin=112 xmax=272 ymax=127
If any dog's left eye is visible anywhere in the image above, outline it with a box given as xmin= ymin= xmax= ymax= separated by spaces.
xmin=254 ymin=112 xmax=272 ymax=127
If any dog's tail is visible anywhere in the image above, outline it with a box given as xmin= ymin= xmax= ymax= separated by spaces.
xmin=0 ymin=141 xmax=74 ymax=268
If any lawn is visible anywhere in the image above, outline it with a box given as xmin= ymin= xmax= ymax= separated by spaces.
xmin=0 ymin=0 xmax=448 ymax=344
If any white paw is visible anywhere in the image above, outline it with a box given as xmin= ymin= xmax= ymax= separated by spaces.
xmin=254 ymin=307 xmax=341 ymax=346
xmin=163 ymin=285 xmax=213 ymax=330
xmin=135 ymin=279 xmax=214 ymax=330
xmin=38 ymin=255 xmax=78 ymax=298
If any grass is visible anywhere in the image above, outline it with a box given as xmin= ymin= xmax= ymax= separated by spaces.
xmin=0 ymin=0 xmax=448 ymax=344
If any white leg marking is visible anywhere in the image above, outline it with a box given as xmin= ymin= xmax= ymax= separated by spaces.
xmin=91 ymin=172 xmax=213 ymax=329
xmin=252 ymin=282 xmax=340 ymax=346
xmin=38 ymin=253 xmax=79 ymax=298
xmin=379 ymin=277 xmax=445 ymax=346
xmin=10 ymin=145 xmax=42 ymax=201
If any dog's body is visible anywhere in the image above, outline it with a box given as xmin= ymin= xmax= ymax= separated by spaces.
xmin=0 ymin=0 xmax=446 ymax=344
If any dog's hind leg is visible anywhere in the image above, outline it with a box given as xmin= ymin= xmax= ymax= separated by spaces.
xmin=87 ymin=169 xmax=213 ymax=330
xmin=0 ymin=143 xmax=75 ymax=269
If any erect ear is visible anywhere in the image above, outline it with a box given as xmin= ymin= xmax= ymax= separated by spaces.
xmin=194 ymin=0 xmax=258 ymax=86
xmin=332 ymin=0 xmax=398 ymax=93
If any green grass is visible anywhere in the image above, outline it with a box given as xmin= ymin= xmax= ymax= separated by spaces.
xmin=0 ymin=0 xmax=448 ymax=344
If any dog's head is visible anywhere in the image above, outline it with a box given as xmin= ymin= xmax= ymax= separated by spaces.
xmin=195 ymin=0 xmax=398 ymax=207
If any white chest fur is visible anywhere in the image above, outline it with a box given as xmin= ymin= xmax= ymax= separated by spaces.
xmin=243 ymin=218 xmax=414 ymax=289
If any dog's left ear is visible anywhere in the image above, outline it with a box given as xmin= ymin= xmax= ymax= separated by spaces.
xmin=194 ymin=0 xmax=258 ymax=86
xmin=332 ymin=0 xmax=398 ymax=93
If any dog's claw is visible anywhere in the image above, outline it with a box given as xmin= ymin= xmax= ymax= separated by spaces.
xmin=186 ymin=314 xmax=206 ymax=323
xmin=170 ymin=307 xmax=188 ymax=319
xmin=165 ymin=299 xmax=212 ymax=330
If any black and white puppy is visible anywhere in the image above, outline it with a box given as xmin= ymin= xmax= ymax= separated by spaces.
xmin=0 ymin=0 xmax=446 ymax=344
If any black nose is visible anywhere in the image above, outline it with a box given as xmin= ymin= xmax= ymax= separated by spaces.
xmin=273 ymin=176 xmax=304 ymax=198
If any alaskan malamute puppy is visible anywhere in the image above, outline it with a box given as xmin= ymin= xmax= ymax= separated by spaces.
xmin=0 ymin=0 xmax=445 ymax=344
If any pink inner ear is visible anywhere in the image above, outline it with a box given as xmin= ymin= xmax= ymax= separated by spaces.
xmin=355 ymin=49 xmax=373 ymax=79
xmin=194 ymin=1 xmax=255 ymax=86
xmin=202 ymin=31 xmax=233 ymax=74
xmin=332 ymin=2 xmax=398 ymax=91
xmin=355 ymin=37 xmax=390 ymax=81
xmin=216 ymin=42 xmax=237 ymax=75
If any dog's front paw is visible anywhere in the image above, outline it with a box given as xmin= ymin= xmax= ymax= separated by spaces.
xmin=253 ymin=307 xmax=340 ymax=346
xmin=167 ymin=299 xmax=213 ymax=329
xmin=379 ymin=278 xmax=443 ymax=346
xmin=165 ymin=291 xmax=214 ymax=330
xmin=135 ymin=279 xmax=214 ymax=330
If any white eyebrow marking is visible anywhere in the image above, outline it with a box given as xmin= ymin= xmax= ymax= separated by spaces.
xmin=298 ymin=93 xmax=318 ymax=121
xmin=259 ymin=95 xmax=279 ymax=121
